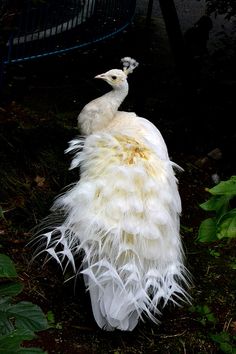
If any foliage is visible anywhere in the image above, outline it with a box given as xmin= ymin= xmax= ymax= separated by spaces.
xmin=189 ymin=306 xmax=236 ymax=352
xmin=46 ymin=311 xmax=62 ymax=330
xmin=210 ymin=332 xmax=236 ymax=353
xmin=209 ymin=248 xmax=220 ymax=258
xmin=197 ymin=176 xmax=236 ymax=243
xmin=189 ymin=304 xmax=217 ymax=326
xmin=205 ymin=0 xmax=236 ymax=19
xmin=0 ymin=253 xmax=48 ymax=353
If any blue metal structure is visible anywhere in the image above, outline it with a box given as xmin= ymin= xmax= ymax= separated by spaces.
xmin=2 ymin=0 xmax=136 ymax=64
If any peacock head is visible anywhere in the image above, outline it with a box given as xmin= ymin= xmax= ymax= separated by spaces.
xmin=95 ymin=69 xmax=128 ymax=89
xmin=94 ymin=57 xmax=139 ymax=90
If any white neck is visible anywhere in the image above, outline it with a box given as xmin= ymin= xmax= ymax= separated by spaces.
xmin=78 ymin=80 xmax=129 ymax=135
xmin=104 ymin=81 xmax=129 ymax=112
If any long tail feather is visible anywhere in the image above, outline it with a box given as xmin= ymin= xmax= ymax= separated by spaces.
xmin=32 ymin=121 xmax=191 ymax=331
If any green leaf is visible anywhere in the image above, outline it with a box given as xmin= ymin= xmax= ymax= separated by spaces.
xmin=0 ymin=282 xmax=23 ymax=297
xmin=201 ymin=305 xmax=211 ymax=314
xmin=0 ymin=328 xmax=46 ymax=353
xmin=211 ymin=332 xmax=230 ymax=344
xmin=0 ymin=315 xmax=15 ymax=336
xmin=0 ymin=296 xmax=11 ymax=307
xmin=0 ymin=254 xmax=17 ymax=278
xmin=200 ymin=195 xmax=231 ymax=215
xmin=230 ymin=262 xmax=236 ymax=270
xmin=197 ymin=218 xmax=217 ymax=242
xmin=209 ymin=249 xmax=220 ymax=257
xmin=0 ymin=298 xmax=15 ymax=335
xmin=46 ymin=311 xmax=55 ymax=325
xmin=7 ymin=302 xmax=48 ymax=332
xmin=46 ymin=311 xmax=62 ymax=330
xmin=217 ymin=209 xmax=236 ymax=239
xmin=0 ymin=329 xmax=34 ymax=351
xmin=206 ymin=312 xmax=217 ymax=324
xmin=208 ymin=176 xmax=236 ymax=196
xmin=220 ymin=342 xmax=233 ymax=353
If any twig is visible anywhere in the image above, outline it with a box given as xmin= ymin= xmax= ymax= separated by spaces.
xmin=71 ymin=325 xmax=95 ymax=332
xmin=160 ymin=330 xmax=187 ymax=338
xmin=151 ymin=330 xmax=187 ymax=338
xmin=179 ymin=339 xmax=187 ymax=354
xmin=223 ymin=317 xmax=233 ymax=332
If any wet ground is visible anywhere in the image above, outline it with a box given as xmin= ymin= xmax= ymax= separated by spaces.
xmin=0 ymin=8 xmax=236 ymax=354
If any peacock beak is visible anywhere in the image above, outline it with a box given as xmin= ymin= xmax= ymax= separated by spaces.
xmin=94 ymin=74 xmax=106 ymax=80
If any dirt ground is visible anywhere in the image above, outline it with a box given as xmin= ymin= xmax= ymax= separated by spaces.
xmin=0 ymin=14 xmax=236 ymax=354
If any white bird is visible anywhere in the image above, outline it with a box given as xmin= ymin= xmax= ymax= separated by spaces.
xmin=33 ymin=57 xmax=190 ymax=331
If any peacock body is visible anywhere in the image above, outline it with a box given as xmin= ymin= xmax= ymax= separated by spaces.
xmin=34 ymin=57 xmax=190 ymax=331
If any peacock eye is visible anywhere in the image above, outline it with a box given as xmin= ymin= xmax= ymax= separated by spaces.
xmin=111 ymin=75 xmax=117 ymax=80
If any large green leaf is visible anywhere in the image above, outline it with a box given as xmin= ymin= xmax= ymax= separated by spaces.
xmin=0 ymin=314 xmax=15 ymax=336
xmin=0 ymin=254 xmax=17 ymax=278
xmin=0 ymin=329 xmax=34 ymax=351
xmin=197 ymin=218 xmax=217 ymax=242
xmin=0 ymin=298 xmax=15 ymax=335
xmin=0 ymin=296 xmax=12 ymax=318
xmin=0 ymin=328 xmax=46 ymax=353
xmin=210 ymin=332 xmax=230 ymax=344
xmin=208 ymin=176 xmax=236 ymax=196
xmin=0 ymin=297 xmax=11 ymax=307
xmin=7 ymin=302 xmax=48 ymax=332
xmin=217 ymin=209 xmax=236 ymax=239
xmin=0 ymin=282 xmax=23 ymax=297
xmin=200 ymin=195 xmax=230 ymax=215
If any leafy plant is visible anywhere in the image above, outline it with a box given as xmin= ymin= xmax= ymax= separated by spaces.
xmin=229 ymin=257 xmax=236 ymax=270
xmin=209 ymin=249 xmax=220 ymax=258
xmin=189 ymin=304 xmax=217 ymax=326
xmin=197 ymin=176 xmax=236 ymax=243
xmin=46 ymin=311 xmax=62 ymax=330
xmin=210 ymin=332 xmax=236 ymax=354
xmin=0 ymin=253 xmax=48 ymax=353
xmin=189 ymin=306 xmax=236 ymax=352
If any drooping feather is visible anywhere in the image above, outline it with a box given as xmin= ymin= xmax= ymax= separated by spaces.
xmin=32 ymin=58 xmax=191 ymax=331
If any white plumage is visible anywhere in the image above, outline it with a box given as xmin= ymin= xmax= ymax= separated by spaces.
xmin=34 ymin=57 xmax=190 ymax=331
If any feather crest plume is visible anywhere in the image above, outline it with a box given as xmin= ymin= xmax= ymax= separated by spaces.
xmin=32 ymin=57 xmax=191 ymax=331
xmin=121 ymin=56 xmax=139 ymax=75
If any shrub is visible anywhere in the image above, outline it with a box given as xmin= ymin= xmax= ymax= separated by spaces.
xmin=0 ymin=253 xmax=48 ymax=353
xmin=197 ymin=176 xmax=236 ymax=243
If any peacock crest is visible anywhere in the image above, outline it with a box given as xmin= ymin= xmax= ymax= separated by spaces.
xmin=121 ymin=56 xmax=139 ymax=75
